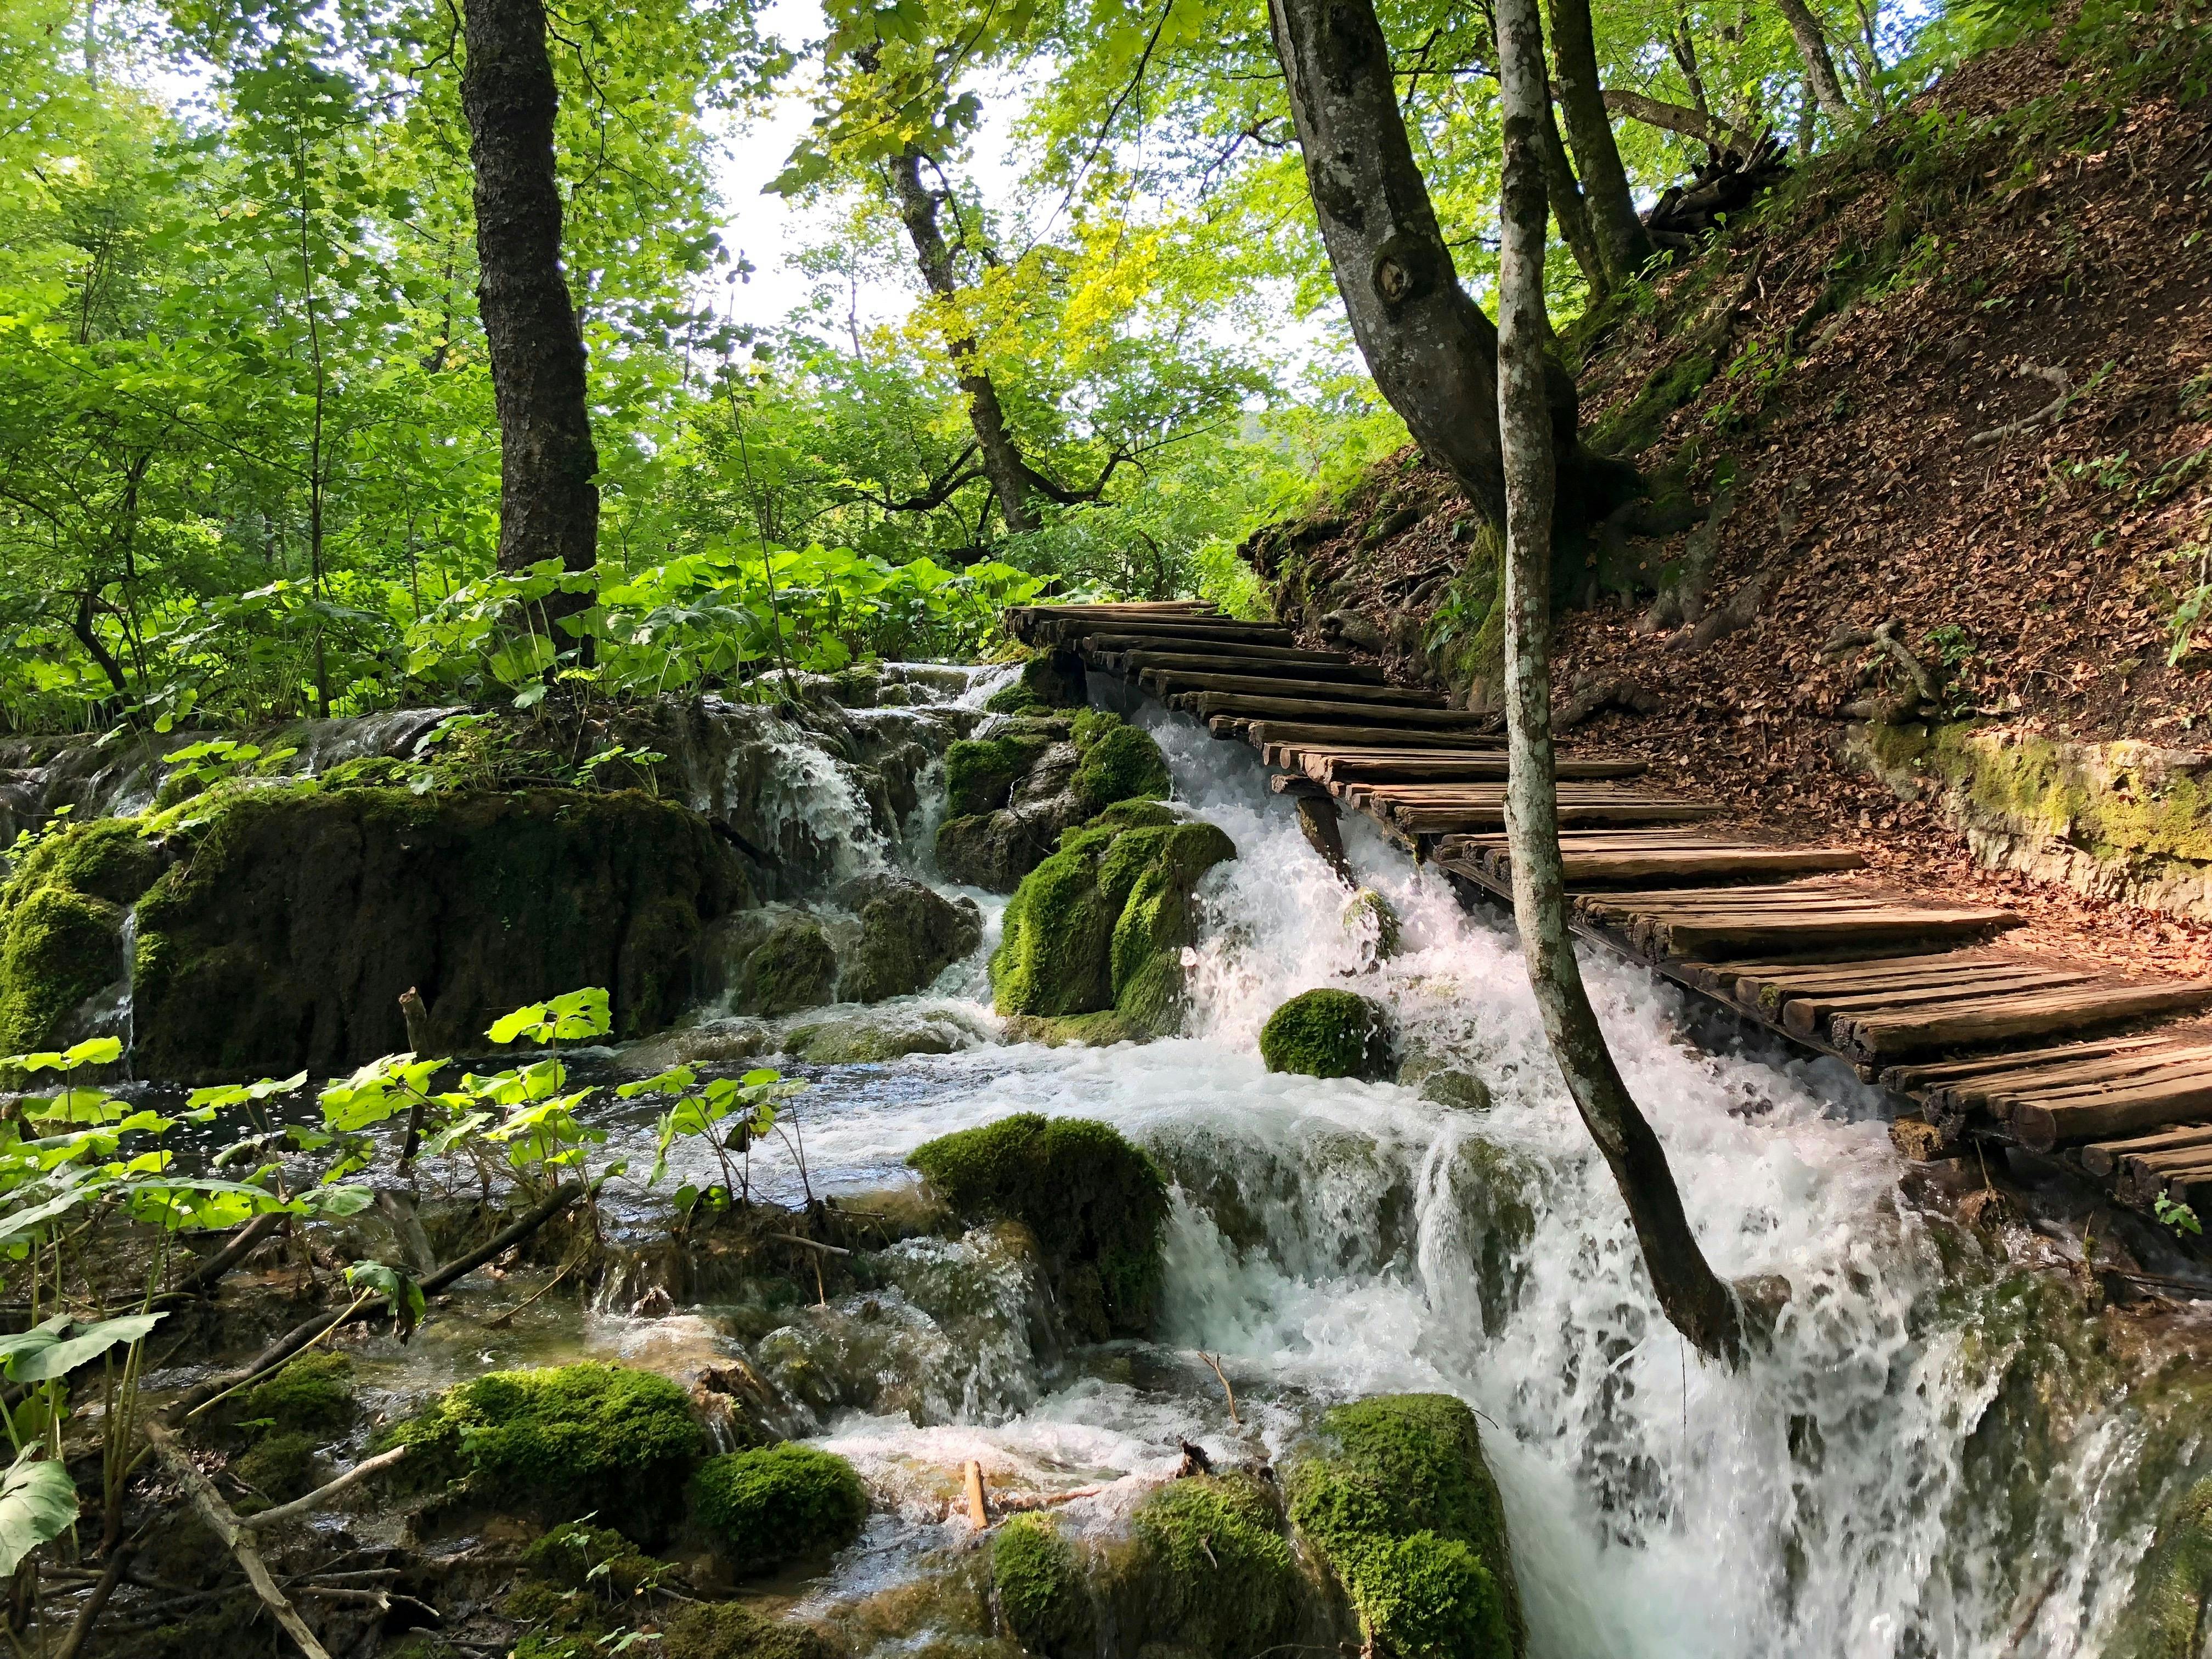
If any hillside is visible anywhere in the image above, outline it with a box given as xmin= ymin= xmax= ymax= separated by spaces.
xmin=1244 ymin=0 xmax=2212 ymax=975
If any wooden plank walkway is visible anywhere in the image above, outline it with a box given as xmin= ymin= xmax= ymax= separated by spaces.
xmin=1005 ymin=601 xmax=2212 ymax=1228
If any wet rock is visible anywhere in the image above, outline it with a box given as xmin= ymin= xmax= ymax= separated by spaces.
xmin=2109 ymin=1476 xmax=2212 ymax=1658
xmin=114 ymin=786 xmax=752 ymax=1081
xmin=984 ymin=651 xmax=1088 ymax=715
xmin=991 ymin=800 xmax=1234 ymax=1034
xmin=908 ymin=1113 xmax=1168 ymax=1340
xmin=241 ymin=1350 xmax=356 ymax=1435
xmin=1286 ymin=1393 xmax=1525 ymax=1659
xmin=689 ymin=1444 xmax=870 ymax=1572
xmin=782 ymin=1011 xmax=981 ymax=1064
xmin=992 ymin=1514 xmax=1096 ymax=1655
xmin=937 ymin=713 xmax=1173 ymax=893
xmin=231 ymin=1429 xmax=324 ymax=1505
xmin=834 ymin=873 xmax=981 ymax=1003
xmin=729 ymin=912 xmax=837 ymax=1017
xmin=1341 ymin=887 xmax=1403 ymax=965
xmin=1260 ymin=989 xmax=1395 ymax=1081
xmin=1396 ymin=1047 xmax=1494 ymax=1111
xmin=0 ymin=817 xmax=169 ymax=1057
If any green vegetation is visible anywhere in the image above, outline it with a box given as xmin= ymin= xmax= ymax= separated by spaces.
xmin=1288 ymin=1395 xmax=1523 ymax=1659
xmin=935 ymin=714 xmax=1178 ymax=894
xmin=392 ymin=1362 xmax=706 ymax=1541
xmin=687 ymin=1444 xmax=870 ymax=1568
xmin=731 ymin=913 xmax=839 ymax=1017
xmin=1260 ymin=989 xmax=1396 ymax=1081
xmin=521 ymin=1521 xmax=671 ymax=1598
xmin=1129 ymin=1474 xmax=1303 ymax=1659
xmin=0 ymin=819 xmax=166 ymax=1053
xmin=1343 ymin=888 xmax=1403 ymax=962
xmin=992 ymin=1514 xmax=1096 ymax=1656
xmin=241 ymin=1351 xmax=356 ymax=1436
xmin=907 ymin=1113 xmax=1168 ymax=1339
xmin=945 ymin=729 xmax=1058 ymax=817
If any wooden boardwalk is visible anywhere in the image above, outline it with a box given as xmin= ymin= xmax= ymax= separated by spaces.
xmin=1005 ymin=601 xmax=2212 ymax=1225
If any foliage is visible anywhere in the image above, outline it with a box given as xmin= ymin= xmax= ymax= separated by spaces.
xmin=687 ymin=1444 xmax=870 ymax=1567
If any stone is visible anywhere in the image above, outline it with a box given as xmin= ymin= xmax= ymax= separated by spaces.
xmin=1260 ymin=989 xmax=1396 ymax=1081
xmin=936 ymin=714 xmax=1173 ymax=894
xmin=727 ymin=912 xmax=836 ymax=1018
xmin=1342 ymin=887 xmax=1403 ymax=964
xmin=834 ymin=873 xmax=981 ymax=1003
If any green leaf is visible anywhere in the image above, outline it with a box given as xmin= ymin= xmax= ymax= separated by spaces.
xmin=0 ymin=1449 xmax=78 ymax=1578
xmin=0 ymin=1311 xmax=166 ymax=1383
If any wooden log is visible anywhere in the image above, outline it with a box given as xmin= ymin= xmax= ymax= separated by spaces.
xmin=1120 ymin=650 xmax=1374 ymax=679
xmin=1923 ymin=1046 xmax=2210 ymax=1117
xmin=1245 ymin=723 xmax=1504 ymax=750
xmin=1085 ymin=636 xmax=1352 ymax=663
xmin=2010 ymin=1071 xmax=2212 ymax=1153
xmin=1837 ymin=983 xmax=2212 ymax=1066
xmin=1146 ymin=672 xmax=1447 ymax=706
xmin=1640 ymin=909 xmax=2022 ymax=962
xmin=1891 ymin=1118 xmax=1963 ymax=1161
xmin=1780 ymin=969 xmax=2097 ymax=1036
xmin=1395 ymin=800 xmax=1725 ymax=832
xmin=2072 ymin=1124 xmax=2212 ymax=1180
xmin=1734 ymin=955 xmax=2021 ymax=1013
xmin=1187 ymin=692 xmax=1498 ymax=727
xmin=2117 ymin=1139 xmax=2212 ymax=1201
xmin=1880 ymin=1034 xmax=2182 ymax=1094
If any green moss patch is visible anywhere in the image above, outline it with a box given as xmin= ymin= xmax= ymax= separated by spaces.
xmin=521 ymin=1521 xmax=669 ymax=1598
xmin=1069 ymin=715 xmax=1171 ymax=814
xmin=0 ymin=817 xmax=168 ymax=1055
xmin=662 ymin=1602 xmax=842 ymax=1659
xmin=1343 ymin=888 xmax=1403 ymax=962
xmin=392 ymin=1362 xmax=705 ymax=1542
xmin=1260 ymin=989 xmax=1395 ymax=1081
xmin=908 ymin=1113 xmax=1168 ymax=1340
xmin=1287 ymin=1395 xmax=1522 ymax=1659
xmin=1129 ymin=1474 xmax=1301 ymax=1659
xmin=688 ymin=1444 xmax=868 ymax=1570
xmin=944 ymin=731 xmax=1055 ymax=818
xmin=242 ymin=1350 xmax=355 ymax=1436
xmin=734 ymin=913 xmax=837 ymax=1016
xmin=984 ymin=652 xmax=1087 ymax=715
xmin=231 ymin=1430 xmax=322 ymax=1505
xmin=2106 ymin=1478 xmax=2212 ymax=1658
xmin=992 ymin=1513 xmax=1094 ymax=1656
xmin=991 ymin=802 xmax=1233 ymax=1036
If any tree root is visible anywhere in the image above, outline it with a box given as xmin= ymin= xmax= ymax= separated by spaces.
xmin=1556 ymin=676 xmax=1661 ymax=728
xmin=1966 ymin=362 xmax=2072 ymax=448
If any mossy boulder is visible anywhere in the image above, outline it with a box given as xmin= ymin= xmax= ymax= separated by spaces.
xmin=835 ymin=873 xmax=982 ymax=1002
xmin=936 ymin=714 xmax=1173 ymax=894
xmin=984 ymin=652 xmax=1087 ymax=716
xmin=2109 ymin=1476 xmax=2212 ymax=1659
xmin=391 ymin=1361 xmax=706 ymax=1543
xmin=1286 ymin=1394 xmax=1522 ymax=1659
xmin=688 ymin=1444 xmax=869 ymax=1570
xmin=231 ymin=1430 xmax=323 ymax=1505
xmin=992 ymin=1514 xmax=1096 ymax=1656
xmin=0 ymin=818 xmax=168 ymax=1055
xmin=241 ymin=1350 xmax=355 ymax=1436
xmin=662 ymin=1602 xmax=843 ymax=1659
xmin=990 ymin=801 xmax=1234 ymax=1036
xmin=1260 ymin=989 xmax=1395 ymax=1081
xmin=1124 ymin=1474 xmax=1304 ymax=1659
xmin=124 ymin=786 xmax=754 ymax=1082
xmin=521 ymin=1521 xmax=669 ymax=1598
xmin=1343 ymin=888 xmax=1403 ymax=964
xmin=907 ymin=1112 xmax=1168 ymax=1339
xmin=731 ymin=912 xmax=837 ymax=1016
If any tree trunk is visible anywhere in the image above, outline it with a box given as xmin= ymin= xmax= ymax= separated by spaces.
xmin=1773 ymin=0 xmax=1855 ymax=128
xmin=1548 ymin=0 xmax=1654 ymax=283
xmin=888 ymin=149 xmax=1039 ymax=535
xmin=1672 ymin=14 xmax=1711 ymax=116
xmin=1497 ymin=0 xmax=1746 ymax=1367
xmin=462 ymin=0 xmax=599 ymax=657
xmin=1537 ymin=95 xmax=1607 ymax=296
xmin=1599 ymin=87 xmax=1756 ymax=150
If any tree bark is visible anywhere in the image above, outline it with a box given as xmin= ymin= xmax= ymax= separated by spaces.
xmin=1548 ymin=0 xmax=1654 ymax=283
xmin=1772 ymin=0 xmax=1856 ymax=128
xmin=1598 ymin=87 xmax=1757 ymax=150
xmin=1536 ymin=95 xmax=1607 ymax=296
xmin=462 ymin=0 xmax=599 ymax=653
xmin=888 ymin=149 xmax=1040 ymax=534
xmin=1497 ymin=0 xmax=1746 ymax=1367
xmin=1671 ymin=14 xmax=1712 ymax=116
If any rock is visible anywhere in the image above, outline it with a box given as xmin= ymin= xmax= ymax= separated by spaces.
xmin=1420 ymin=1069 xmax=1494 ymax=1111
xmin=944 ymin=728 xmax=1059 ymax=818
xmin=992 ymin=1514 xmax=1096 ymax=1655
xmin=388 ymin=1361 xmax=706 ymax=1544
xmin=240 ymin=1351 xmax=356 ymax=1436
xmin=114 ymin=785 xmax=753 ymax=1082
xmin=936 ymin=714 xmax=1173 ymax=894
xmin=730 ymin=912 xmax=837 ymax=1017
xmin=1286 ymin=1393 xmax=1525 ymax=1659
xmin=990 ymin=800 xmax=1235 ymax=1034
xmin=1342 ymin=887 xmax=1402 ymax=964
xmin=1001 ymin=1011 xmax=1148 ymax=1047
xmin=2109 ymin=1476 xmax=2212 ymax=1659
xmin=908 ymin=1113 xmax=1169 ymax=1340
xmin=1260 ymin=989 xmax=1395 ymax=1081
xmin=782 ymin=1011 xmax=981 ymax=1063
xmin=688 ymin=1444 xmax=869 ymax=1572
xmin=231 ymin=1430 xmax=324 ymax=1506
xmin=834 ymin=873 xmax=981 ymax=1003
xmin=1957 ymin=1186 xmax=2017 ymax=1233
xmin=0 ymin=817 xmax=168 ymax=1056
xmin=984 ymin=650 xmax=1088 ymax=715
xmin=1322 ymin=609 xmax=1386 ymax=651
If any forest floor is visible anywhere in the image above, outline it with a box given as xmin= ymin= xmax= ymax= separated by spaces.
xmin=1254 ymin=2 xmax=2212 ymax=983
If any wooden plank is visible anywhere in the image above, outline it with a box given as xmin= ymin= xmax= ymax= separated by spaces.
xmin=2082 ymin=1122 xmax=2212 ymax=1177
xmin=1120 ymin=650 xmax=1376 ymax=680
xmin=1083 ymin=636 xmax=1353 ymax=663
xmin=1143 ymin=671 xmax=1448 ymax=706
xmin=1835 ymin=983 xmax=2212 ymax=1064
xmin=1879 ymin=1034 xmax=2182 ymax=1094
xmin=1317 ymin=754 xmax=1644 ymax=781
xmin=1246 ymin=723 xmax=1504 ymax=750
xmin=1637 ymin=910 xmax=2022 ymax=962
xmin=1395 ymin=801 xmax=1726 ymax=832
xmin=2115 ymin=1138 xmax=2212 ymax=1201
xmin=1185 ymin=693 xmax=1498 ymax=727
xmin=1780 ymin=968 xmax=2097 ymax=1036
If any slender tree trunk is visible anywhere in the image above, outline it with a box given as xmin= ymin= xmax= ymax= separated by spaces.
xmin=888 ymin=149 xmax=1039 ymax=535
xmin=1548 ymin=0 xmax=1653 ymax=283
xmin=1672 ymin=14 xmax=1711 ymax=116
xmin=1773 ymin=0 xmax=1855 ymax=128
xmin=297 ymin=128 xmax=331 ymax=719
xmin=462 ymin=0 xmax=599 ymax=659
xmin=1536 ymin=95 xmax=1607 ymax=296
xmin=1796 ymin=76 xmax=1816 ymax=156
xmin=1498 ymin=0 xmax=1746 ymax=1367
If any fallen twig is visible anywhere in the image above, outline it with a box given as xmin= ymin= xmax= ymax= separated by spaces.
xmin=768 ymin=1232 xmax=851 ymax=1256
xmin=1195 ymin=1351 xmax=1240 ymax=1426
xmin=144 ymin=1420 xmax=332 ymax=1659
xmin=1967 ymin=362 xmax=2072 ymax=448
xmin=238 ymin=1445 xmax=410 ymax=1532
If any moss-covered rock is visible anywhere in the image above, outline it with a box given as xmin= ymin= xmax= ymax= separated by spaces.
xmin=991 ymin=802 xmax=1233 ymax=1036
xmin=392 ymin=1361 xmax=706 ymax=1542
xmin=1286 ymin=1395 xmax=1522 ymax=1659
xmin=662 ymin=1602 xmax=843 ymax=1659
xmin=1343 ymin=888 xmax=1403 ymax=964
xmin=0 ymin=817 xmax=168 ymax=1054
xmin=835 ymin=873 xmax=981 ymax=1003
xmin=521 ymin=1521 xmax=669 ymax=1598
xmin=2108 ymin=1477 xmax=2212 ymax=1659
xmin=936 ymin=714 xmax=1173 ymax=894
xmin=1069 ymin=712 xmax=1171 ymax=814
xmin=231 ymin=1430 xmax=322 ymax=1505
xmin=732 ymin=913 xmax=837 ymax=1017
xmin=984 ymin=652 xmax=1087 ymax=716
xmin=1260 ymin=989 xmax=1395 ymax=1081
xmin=123 ymin=786 xmax=754 ymax=1082
xmin=689 ymin=1444 xmax=868 ymax=1570
xmin=1125 ymin=1474 xmax=1303 ymax=1659
xmin=944 ymin=731 xmax=1057 ymax=819
xmin=992 ymin=1514 xmax=1095 ymax=1656
xmin=241 ymin=1350 xmax=355 ymax=1436
xmin=907 ymin=1112 xmax=1167 ymax=1339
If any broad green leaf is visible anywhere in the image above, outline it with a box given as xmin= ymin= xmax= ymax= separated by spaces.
xmin=0 ymin=1450 xmax=77 ymax=1577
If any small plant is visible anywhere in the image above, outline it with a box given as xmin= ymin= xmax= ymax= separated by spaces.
xmin=620 ymin=1065 xmax=812 ymax=1212
xmin=2156 ymin=1193 xmax=2202 ymax=1236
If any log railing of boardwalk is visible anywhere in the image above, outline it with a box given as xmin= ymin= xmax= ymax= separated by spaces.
xmin=1003 ymin=600 xmax=2212 ymax=1225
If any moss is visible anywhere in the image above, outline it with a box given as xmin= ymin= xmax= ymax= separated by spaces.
xmin=1260 ymin=989 xmax=1395 ymax=1081
xmin=737 ymin=914 xmax=837 ymax=1017
xmin=1069 ymin=718 xmax=1171 ymax=814
xmin=1001 ymin=1011 xmax=1149 ymax=1047
xmin=241 ymin=1350 xmax=354 ymax=1436
xmin=944 ymin=732 xmax=1053 ymax=817
xmin=907 ymin=1113 xmax=1169 ymax=1339
xmin=392 ymin=1362 xmax=705 ymax=1542
xmin=1342 ymin=888 xmax=1403 ymax=962
xmin=662 ymin=1602 xmax=842 ymax=1659
xmin=1287 ymin=1395 xmax=1522 ymax=1659
xmin=991 ymin=1513 xmax=1094 ymax=1657
xmin=231 ymin=1430 xmax=321 ymax=1505
xmin=688 ymin=1444 xmax=868 ymax=1569
xmin=991 ymin=805 xmax=1233 ymax=1032
xmin=984 ymin=652 xmax=1086 ymax=715
xmin=521 ymin=1521 xmax=668 ymax=1598
xmin=14 ymin=817 xmax=165 ymax=905
xmin=317 ymin=754 xmax=415 ymax=790
xmin=0 ymin=885 xmax=122 ymax=1055
xmin=1127 ymin=1474 xmax=1301 ymax=1659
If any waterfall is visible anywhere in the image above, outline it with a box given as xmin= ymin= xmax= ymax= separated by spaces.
xmin=116 ymin=904 xmax=138 ymax=1080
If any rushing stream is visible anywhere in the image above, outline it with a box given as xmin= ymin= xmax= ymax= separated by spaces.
xmin=84 ymin=673 xmax=2212 ymax=1656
